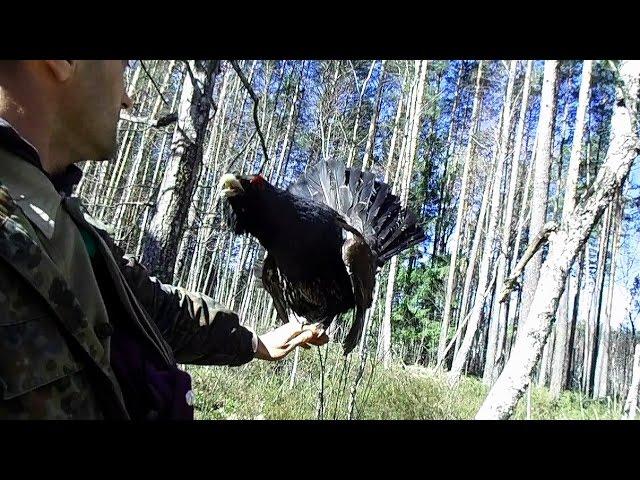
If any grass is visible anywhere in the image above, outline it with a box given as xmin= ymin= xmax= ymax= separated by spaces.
xmin=184 ymin=345 xmax=624 ymax=420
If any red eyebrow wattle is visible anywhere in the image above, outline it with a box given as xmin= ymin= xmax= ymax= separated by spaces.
xmin=251 ymin=175 xmax=266 ymax=188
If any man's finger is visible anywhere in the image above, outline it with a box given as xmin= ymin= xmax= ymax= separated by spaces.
xmin=305 ymin=333 xmax=329 ymax=347
xmin=301 ymin=323 xmax=326 ymax=336
xmin=282 ymin=331 xmax=312 ymax=352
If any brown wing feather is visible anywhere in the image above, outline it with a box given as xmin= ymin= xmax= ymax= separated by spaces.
xmin=341 ymin=232 xmax=376 ymax=354
xmin=261 ymin=253 xmax=289 ymax=324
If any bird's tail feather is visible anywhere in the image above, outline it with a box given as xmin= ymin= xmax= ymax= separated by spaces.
xmin=342 ymin=306 xmax=365 ymax=355
xmin=289 ymin=159 xmax=426 ymax=267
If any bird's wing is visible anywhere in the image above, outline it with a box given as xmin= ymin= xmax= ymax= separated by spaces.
xmin=341 ymin=234 xmax=376 ymax=354
xmin=260 ymin=252 xmax=289 ymax=324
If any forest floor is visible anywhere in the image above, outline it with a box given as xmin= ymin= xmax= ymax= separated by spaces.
xmin=185 ymin=345 xmax=625 ymax=420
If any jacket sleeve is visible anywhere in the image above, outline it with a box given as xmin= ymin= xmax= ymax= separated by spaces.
xmin=102 ymin=234 xmax=258 ymax=366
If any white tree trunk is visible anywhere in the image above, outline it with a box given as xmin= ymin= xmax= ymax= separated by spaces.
xmin=346 ymin=61 xmax=376 ymax=167
xmin=273 ymin=65 xmax=304 ymax=184
xmin=550 ymin=60 xmax=594 ymax=398
xmin=476 ymin=60 xmax=640 ymax=419
xmin=379 ymin=258 xmax=396 ymax=366
xmin=505 ymin=133 xmax=538 ymax=355
xmin=622 ymin=344 xmax=640 ymax=420
xmin=489 ymin=60 xmax=534 ymax=383
xmin=379 ymin=61 xmax=427 ymax=366
xmin=362 ymin=60 xmax=387 ymax=171
xmin=143 ymin=61 xmax=219 ymax=283
xmin=449 ymin=65 xmax=512 ymax=383
xmin=483 ymin=60 xmax=518 ymax=384
xmin=585 ymin=204 xmax=612 ymax=394
xmin=453 ymin=174 xmax=493 ymax=356
xmin=383 ymin=90 xmax=404 ymax=184
xmin=594 ymin=190 xmax=623 ymax=398
xmin=378 ymin=82 xmax=411 ymax=365
xmin=437 ymin=61 xmax=484 ymax=364
xmin=517 ymin=60 xmax=559 ymax=335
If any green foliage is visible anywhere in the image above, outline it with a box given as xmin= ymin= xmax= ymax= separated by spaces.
xmin=186 ymin=344 xmax=622 ymax=420
xmin=390 ymin=254 xmax=449 ymax=362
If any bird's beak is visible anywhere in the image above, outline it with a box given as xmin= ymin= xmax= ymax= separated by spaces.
xmin=217 ymin=174 xmax=244 ymax=198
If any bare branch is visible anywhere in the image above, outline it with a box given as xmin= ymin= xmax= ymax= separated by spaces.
xmin=119 ymin=112 xmax=178 ymax=128
xmin=183 ymin=60 xmax=199 ymax=93
xmin=229 ymin=60 xmax=271 ymax=174
xmin=498 ymin=221 xmax=559 ymax=303
xmin=139 ymin=60 xmax=171 ymax=107
xmin=223 ymin=130 xmax=258 ymax=171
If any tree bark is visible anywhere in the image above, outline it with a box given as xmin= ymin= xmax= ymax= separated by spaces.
xmin=550 ymin=60 xmax=594 ymax=398
xmin=517 ymin=60 xmax=559 ymax=336
xmin=476 ymin=60 xmax=640 ymax=419
xmin=142 ymin=60 xmax=220 ymax=283
xmin=437 ymin=61 xmax=484 ymax=365
xmin=622 ymin=344 xmax=640 ymax=420
xmin=483 ymin=60 xmax=518 ymax=385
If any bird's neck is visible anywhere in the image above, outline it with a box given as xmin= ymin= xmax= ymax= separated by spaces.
xmin=243 ymin=192 xmax=292 ymax=248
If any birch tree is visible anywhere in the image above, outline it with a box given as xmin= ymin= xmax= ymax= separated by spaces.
xmin=517 ymin=60 xmax=559 ymax=334
xmin=437 ymin=61 xmax=484 ymax=365
xmin=142 ymin=60 xmax=220 ymax=283
xmin=449 ymin=62 xmax=514 ymax=383
xmin=476 ymin=60 xmax=640 ymax=419
xmin=549 ymin=60 xmax=593 ymax=398
xmin=623 ymin=344 xmax=640 ymax=419
xmin=379 ymin=60 xmax=428 ymax=366
xmin=483 ymin=60 xmax=518 ymax=384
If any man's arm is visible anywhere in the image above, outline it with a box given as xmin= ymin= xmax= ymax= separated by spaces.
xmin=119 ymin=252 xmax=257 ymax=366
xmin=100 ymin=231 xmax=326 ymax=365
xmin=254 ymin=320 xmax=328 ymax=360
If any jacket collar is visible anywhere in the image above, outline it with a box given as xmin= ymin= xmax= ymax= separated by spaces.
xmin=0 ymin=117 xmax=83 ymax=239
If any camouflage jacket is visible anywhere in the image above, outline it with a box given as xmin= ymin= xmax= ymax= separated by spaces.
xmin=0 ymin=123 xmax=257 ymax=420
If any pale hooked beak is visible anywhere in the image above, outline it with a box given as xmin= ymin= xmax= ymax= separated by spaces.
xmin=217 ymin=174 xmax=244 ymax=198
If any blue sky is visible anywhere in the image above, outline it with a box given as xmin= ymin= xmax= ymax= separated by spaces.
xmin=275 ymin=60 xmax=639 ymax=330
xmin=198 ymin=60 xmax=640 ymax=330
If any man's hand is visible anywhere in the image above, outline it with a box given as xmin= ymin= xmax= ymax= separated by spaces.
xmin=254 ymin=321 xmax=329 ymax=361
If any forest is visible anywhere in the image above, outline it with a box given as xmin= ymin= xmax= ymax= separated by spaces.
xmin=75 ymin=59 xmax=640 ymax=420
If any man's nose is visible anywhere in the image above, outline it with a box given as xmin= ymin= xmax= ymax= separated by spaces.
xmin=121 ymin=92 xmax=133 ymax=110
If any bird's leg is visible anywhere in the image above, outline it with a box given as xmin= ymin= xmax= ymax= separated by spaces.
xmin=316 ymin=344 xmax=326 ymax=420
xmin=333 ymin=350 xmax=352 ymax=419
xmin=288 ymin=312 xmax=328 ymax=338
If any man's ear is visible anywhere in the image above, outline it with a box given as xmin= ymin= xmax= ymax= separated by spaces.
xmin=44 ymin=60 xmax=76 ymax=82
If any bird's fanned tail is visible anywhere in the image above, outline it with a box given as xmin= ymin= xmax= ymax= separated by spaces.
xmin=289 ymin=159 xmax=426 ymax=267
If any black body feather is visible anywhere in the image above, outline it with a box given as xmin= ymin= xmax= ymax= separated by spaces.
xmin=222 ymin=159 xmax=425 ymax=354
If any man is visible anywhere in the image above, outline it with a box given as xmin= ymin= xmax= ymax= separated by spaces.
xmin=0 ymin=60 xmax=328 ymax=420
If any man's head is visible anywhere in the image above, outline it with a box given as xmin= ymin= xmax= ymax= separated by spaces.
xmin=51 ymin=60 xmax=133 ymax=162
xmin=0 ymin=60 xmax=133 ymax=172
